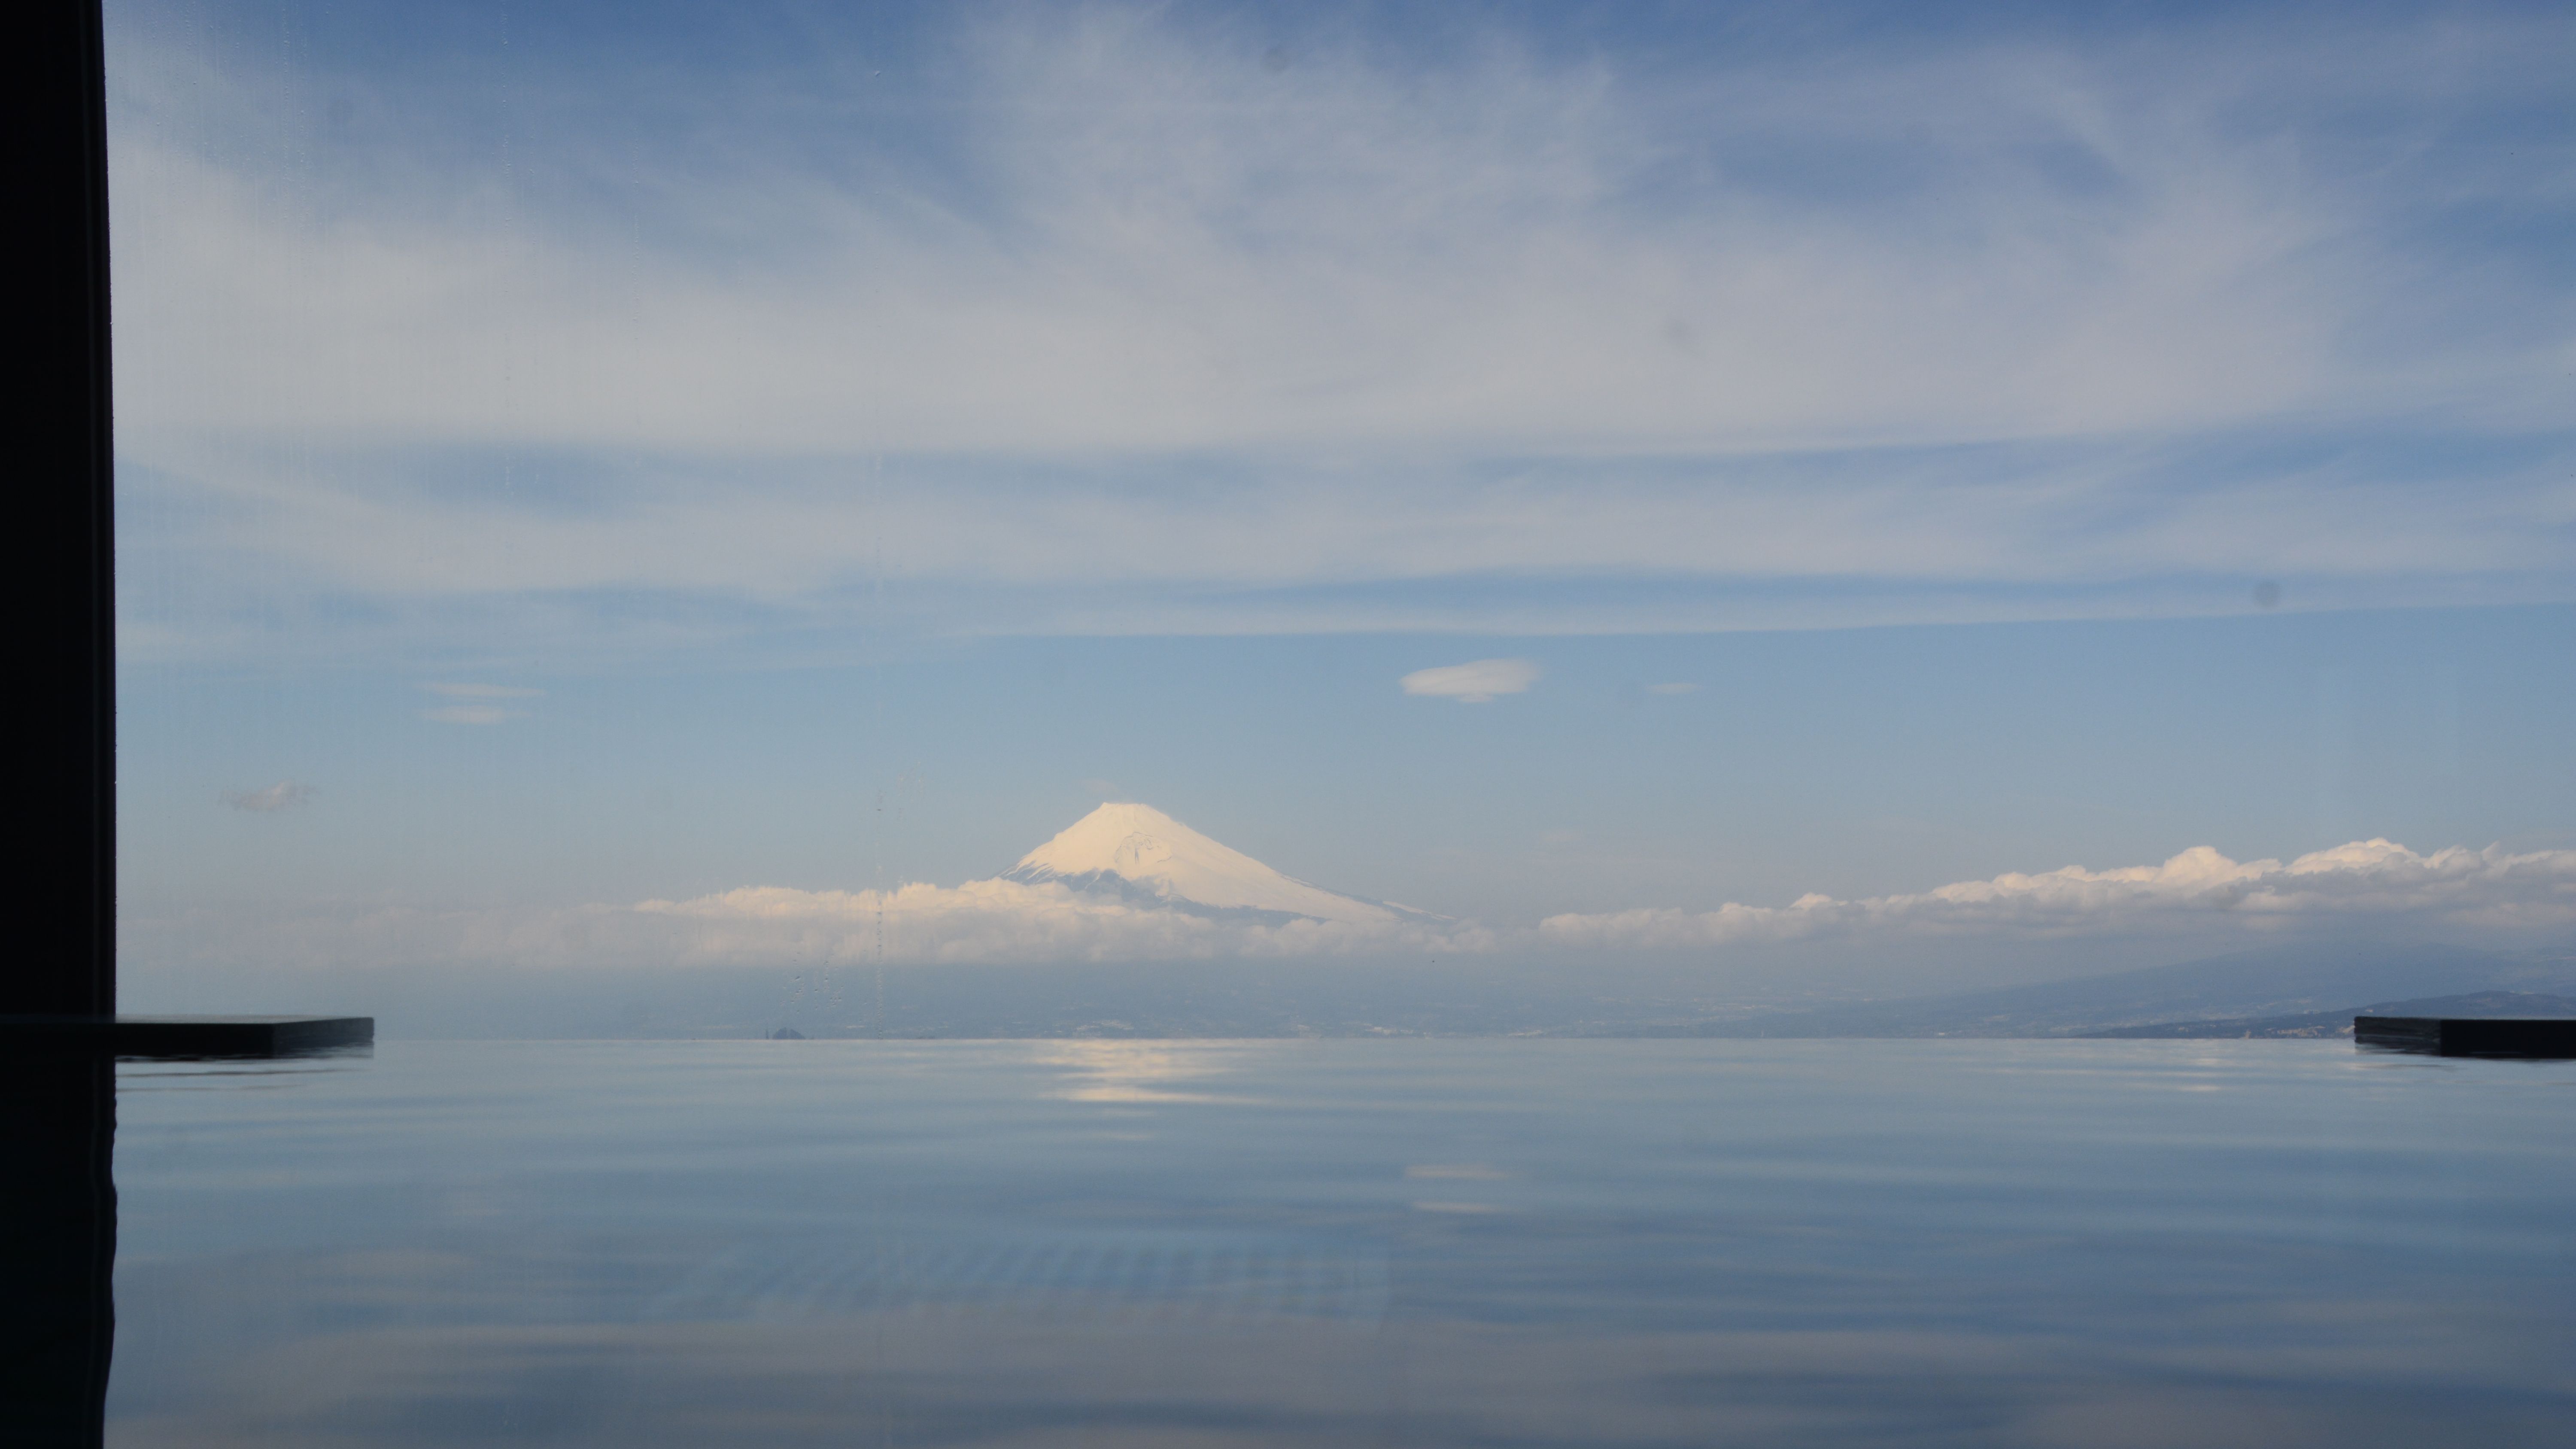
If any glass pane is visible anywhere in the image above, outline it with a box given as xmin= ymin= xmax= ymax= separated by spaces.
xmin=103 ymin=0 xmax=2575 ymax=1442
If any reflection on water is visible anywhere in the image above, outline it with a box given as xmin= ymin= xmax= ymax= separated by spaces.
xmin=109 ymin=1041 xmax=2576 ymax=1446
xmin=1032 ymin=1039 xmax=1256 ymax=1103
xmin=652 ymin=1233 xmax=1389 ymax=1327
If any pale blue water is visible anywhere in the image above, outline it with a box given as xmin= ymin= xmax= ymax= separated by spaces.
xmin=109 ymin=1040 xmax=2576 ymax=1446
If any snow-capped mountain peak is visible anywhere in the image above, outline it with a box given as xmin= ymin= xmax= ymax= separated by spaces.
xmin=1003 ymin=802 xmax=1401 ymax=925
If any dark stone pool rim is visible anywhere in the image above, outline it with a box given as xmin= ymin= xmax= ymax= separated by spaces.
xmin=0 ymin=1015 xmax=375 ymax=1060
xmin=2354 ymin=1016 xmax=2576 ymax=1059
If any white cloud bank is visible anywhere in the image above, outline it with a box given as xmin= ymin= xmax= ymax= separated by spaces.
xmin=647 ymin=839 xmax=2575 ymax=965
xmin=131 ymin=839 xmax=2573 ymax=974
xmin=1534 ymin=840 xmax=2576 ymax=952
xmin=632 ymin=881 xmax=1492 ymax=967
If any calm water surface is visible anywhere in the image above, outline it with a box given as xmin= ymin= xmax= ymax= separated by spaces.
xmin=109 ymin=1039 xmax=2576 ymax=1446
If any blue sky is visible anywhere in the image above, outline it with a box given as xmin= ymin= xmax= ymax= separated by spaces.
xmin=107 ymin=1 xmax=2574 ymax=985
xmin=123 ymin=606 xmax=2573 ymax=937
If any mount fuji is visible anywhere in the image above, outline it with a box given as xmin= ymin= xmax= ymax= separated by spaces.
xmin=1002 ymin=802 xmax=1434 ymax=927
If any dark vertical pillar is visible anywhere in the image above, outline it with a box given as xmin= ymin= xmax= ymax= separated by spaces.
xmin=3 ymin=4 xmax=119 ymax=1444
xmin=1 ymin=1059 xmax=118 ymax=1446
xmin=13 ymin=0 xmax=116 ymax=1019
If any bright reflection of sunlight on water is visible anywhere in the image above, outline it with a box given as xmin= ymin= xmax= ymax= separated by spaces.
xmin=1034 ymin=1040 xmax=1255 ymax=1103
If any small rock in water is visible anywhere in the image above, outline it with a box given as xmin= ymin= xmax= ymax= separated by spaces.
xmin=770 ymin=1027 xmax=806 ymax=1040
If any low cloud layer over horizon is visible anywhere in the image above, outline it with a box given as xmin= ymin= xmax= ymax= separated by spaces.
xmin=125 ymin=837 xmax=2576 ymax=977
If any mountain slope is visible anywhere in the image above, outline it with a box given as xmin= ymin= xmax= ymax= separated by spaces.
xmin=2084 ymin=991 xmax=2576 ymax=1039
xmin=1698 ymin=942 xmax=2575 ymax=1038
xmin=1002 ymin=803 xmax=1404 ymax=926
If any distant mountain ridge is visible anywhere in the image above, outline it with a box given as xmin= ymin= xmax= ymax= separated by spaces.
xmin=1694 ymin=942 xmax=2576 ymax=1038
xmin=1001 ymin=802 xmax=1429 ymax=927
xmin=2083 ymin=991 xmax=2576 ymax=1040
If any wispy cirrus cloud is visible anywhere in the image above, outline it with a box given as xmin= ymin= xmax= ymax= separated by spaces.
xmin=103 ymin=5 xmax=2576 ymax=659
xmin=108 ymin=7 xmax=2576 ymax=455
